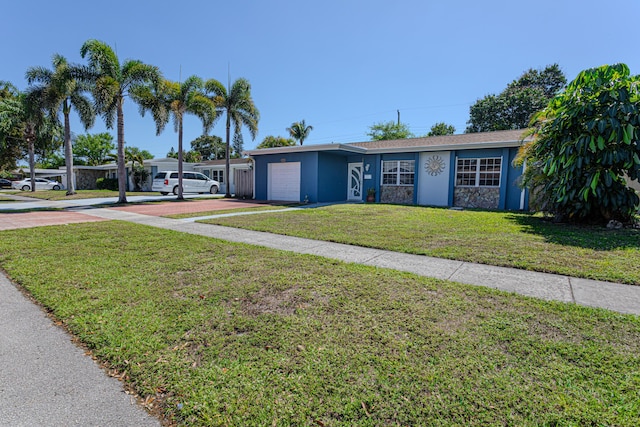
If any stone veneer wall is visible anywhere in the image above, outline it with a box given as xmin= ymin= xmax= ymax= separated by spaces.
xmin=453 ymin=187 xmax=500 ymax=209
xmin=380 ymin=186 xmax=414 ymax=204
xmin=76 ymin=170 xmax=106 ymax=190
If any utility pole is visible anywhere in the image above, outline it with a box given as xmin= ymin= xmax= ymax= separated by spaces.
xmin=397 ymin=109 xmax=400 ymax=125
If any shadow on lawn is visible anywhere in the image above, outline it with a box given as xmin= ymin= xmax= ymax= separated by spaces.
xmin=504 ymin=213 xmax=640 ymax=251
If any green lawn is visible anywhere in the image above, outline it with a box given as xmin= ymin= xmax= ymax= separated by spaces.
xmin=202 ymin=204 xmax=640 ymax=285
xmin=0 ymin=221 xmax=638 ymax=426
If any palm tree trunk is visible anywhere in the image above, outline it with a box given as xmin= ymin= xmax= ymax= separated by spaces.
xmin=117 ymin=96 xmax=127 ymax=204
xmin=64 ymin=107 xmax=75 ymax=195
xmin=177 ymin=117 xmax=184 ymax=200
xmin=225 ymin=110 xmax=231 ymax=198
xmin=27 ymin=128 xmax=36 ymax=193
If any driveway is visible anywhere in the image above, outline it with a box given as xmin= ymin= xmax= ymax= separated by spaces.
xmin=0 ymin=198 xmax=276 ymax=230
xmin=110 ymin=198 xmax=275 ymax=216
xmin=0 ymin=211 xmax=108 ymax=231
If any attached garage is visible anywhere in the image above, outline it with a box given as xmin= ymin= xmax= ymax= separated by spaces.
xmin=268 ymin=162 xmax=301 ymax=201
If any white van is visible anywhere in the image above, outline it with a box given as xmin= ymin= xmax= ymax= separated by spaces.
xmin=152 ymin=171 xmax=220 ymax=195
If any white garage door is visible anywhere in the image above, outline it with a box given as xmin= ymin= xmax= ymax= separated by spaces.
xmin=268 ymin=162 xmax=301 ymax=201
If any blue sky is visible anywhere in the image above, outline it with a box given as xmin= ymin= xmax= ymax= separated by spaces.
xmin=2 ymin=0 xmax=640 ymax=158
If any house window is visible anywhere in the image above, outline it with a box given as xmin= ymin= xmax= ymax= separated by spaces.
xmin=455 ymin=157 xmax=501 ymax=187
xmin=211 ymin=170 xmax=224 ymax=183
xmin=382 ymin=160 xmax=415 ymax=186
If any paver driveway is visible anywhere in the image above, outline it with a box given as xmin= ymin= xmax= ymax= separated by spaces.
xmin=0 ymin=211 xmax=108 ymax=231
xmin=110 ymin=198 xmax=274 ymax=216
xmin=0 ymin=198 xmax=276 ymax=230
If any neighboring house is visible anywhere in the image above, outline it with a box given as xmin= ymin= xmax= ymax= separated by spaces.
xmin=194 ymin=158 xmax=253 ymax=196
xmin=74 ymin=158 xmax=197 ymax=191
xmin=245 ymin=129 xmax=532 ymax=210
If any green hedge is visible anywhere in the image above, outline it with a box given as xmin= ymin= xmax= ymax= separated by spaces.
xmin=96 ymin=177 xmax=118 ymax=191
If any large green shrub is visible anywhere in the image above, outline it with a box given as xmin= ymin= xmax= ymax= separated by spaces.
xmin=96 ymin=177 xmax=118 ymax=191
xmin=518 ymin=63 xmax=640 ymax=223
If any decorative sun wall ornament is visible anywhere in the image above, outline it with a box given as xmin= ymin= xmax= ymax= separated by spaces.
xmin=424 ymin=155 xmax=446 ymax=176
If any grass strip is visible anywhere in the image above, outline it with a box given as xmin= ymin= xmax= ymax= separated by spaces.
xmin=0 ymin=221 xmax=638 ymax=426
xmin=6 ymin=190 xmax=162 ymax=201
xmin=202 ymin=204 xmax=640 ymax=285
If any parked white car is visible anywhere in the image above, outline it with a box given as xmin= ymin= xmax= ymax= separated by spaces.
xmin=152 ymin=171 xmax=220 ymax=195
xmin=12 ymin=178 xmax=63 ymax=191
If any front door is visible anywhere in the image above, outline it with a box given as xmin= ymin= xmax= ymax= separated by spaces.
xmin=347 ymin=163 xmax=363 ymax=201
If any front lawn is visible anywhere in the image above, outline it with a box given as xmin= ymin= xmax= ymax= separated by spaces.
xmin=202 ymin=204 xmax=640 ymax=285
xmin=0 ymin=221 xmax=638 ymax=426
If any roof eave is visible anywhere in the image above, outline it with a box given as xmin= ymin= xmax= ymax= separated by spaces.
xmin=245 ymin=143 xmax=367 ymax=156
xmin=366 ymin=139 xmax=528 ymax=154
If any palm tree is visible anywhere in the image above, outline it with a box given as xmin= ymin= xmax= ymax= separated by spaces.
xmin=205 ymin=78 xmax=259 ymax=197
xmin=132 ymin=76 xmax=216 ymax=199
xmin=80 ymin=39 xmax=161 ymax=203
xmin=26 ymin=54 xmax=95 ymax=195
xmin=287 ymin=119 xmax=313 ymax=145
xmin=0 ymin=88 xmax=60 ymax=190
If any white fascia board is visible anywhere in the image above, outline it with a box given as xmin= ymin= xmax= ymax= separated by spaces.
xmin=367 ymin=140 xmax=526 ymax=154
xmin=245 ymin=143 xmax=367 ymax=156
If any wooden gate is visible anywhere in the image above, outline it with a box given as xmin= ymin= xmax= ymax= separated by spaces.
xmin=234 ymin=168 xmax=254 ymax=198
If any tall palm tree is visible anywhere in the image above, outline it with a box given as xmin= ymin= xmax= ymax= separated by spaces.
xmin=205 ymin=78 xmax=259 ymax=197
xmin=132 ymin=76 xmax=216 ymax=199
xmin=26 ymin=54 xmax=95 ymax=195
xmin=0 ymin=89 xmax=60 ymax=190
xmin=287 ymin=119 xmax=313 ymax=146
xmin=80 ymin=39 xmax=161 ymax=203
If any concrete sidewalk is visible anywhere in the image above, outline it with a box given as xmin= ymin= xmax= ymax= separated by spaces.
xmin=80 ymin=207 xmax=640 ymax=316
xmin=0 ymin=274 xmax=159 ymax=426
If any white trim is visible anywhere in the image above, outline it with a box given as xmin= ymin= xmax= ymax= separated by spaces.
xmin=455 ymin=157 xmax=502 ymax=188
xmin=520 ymin=159 xmax=527 ymax=210
xmin=245 ymin=143 xmax=366 ymax=156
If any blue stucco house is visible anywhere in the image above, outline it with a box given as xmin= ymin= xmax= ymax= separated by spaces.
xmin=245 ymin=129 xmax=531 ymax=210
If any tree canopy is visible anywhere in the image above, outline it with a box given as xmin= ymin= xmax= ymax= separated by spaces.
xmin=427 ymin=122 xmax=455 ymax=136
xmin=256 ymin=135 xmax=296 ymax=149
xmin=287 ymin=120 xmax=313 ymax=145
xmin=73 ymin=132 xmax=115 ymax=165
xmin=517 ymin=63 xmax=640 ymax=223
xmin=367 ymin=121 xmax=414 ymax=141
xmin=190 ymin=134 xmax=226 ymax=160
xmin=466 ymin=64 xmax=567 ymax=133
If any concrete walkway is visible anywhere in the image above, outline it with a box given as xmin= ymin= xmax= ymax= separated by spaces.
xmin=77 ymin=207 xmax=640 ymax=316
xmin=0 ymin=274 xmax=159 ymax=426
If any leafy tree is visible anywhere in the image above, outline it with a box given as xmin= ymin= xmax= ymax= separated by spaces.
xmin=132 ymin=76 xmax=215 ymax=200
xmin=80 ymin=39 xmax=162 ymax=203
xmin=466 ymin=64 xmax=567 ymax=133
xmin=367 ymin=121 xmax=414 ymax=141
xmin=256 ymin=135 xmax=296 ymax=149
xmin=517 ymin=63 xmax=640 ymax=223
xmin=427 ymin=122 xmax=455 ymax=136
xmin=190 ymin=134 xmax=225 ymax=160
xmin=0 ymin=81 xmax=22 ymax=171
xmin=287 ymin=119 xmax=313 ymax=145
xmin=166 ymin=147 xmax=178 ymax=158
xmin=205 ymin=78 xmax=259 ymax=197
xmin=37 ymin=149 xmax=65 ymax=169
xmin=0 ymin=89 xmax=61 ymax=190
xmin=73 ymin=132 xmax=115 ymax=165
xmin=183 ymin=150 xmax=202 ymax=163
xmin=27 ymin=54 xmax=95 ymax=195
